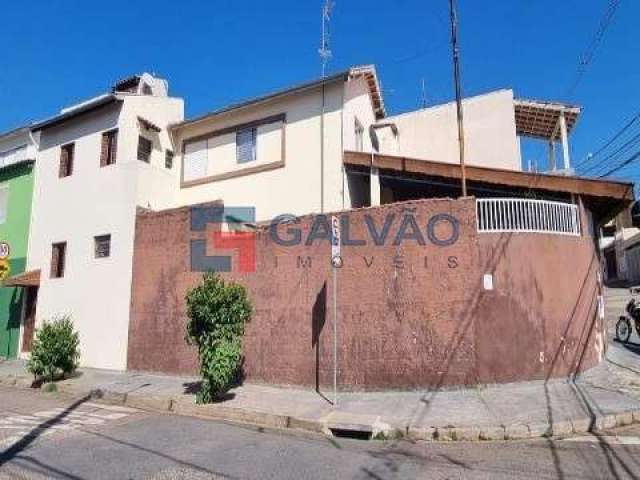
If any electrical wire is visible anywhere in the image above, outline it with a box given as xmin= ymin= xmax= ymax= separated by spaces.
xmin=575 ymin=110 xmax=640 ymax=170
xmin=565 ymin=0 xmax=620 ymax=99
xmin=599 ymin=149 xmax=640 ymax=177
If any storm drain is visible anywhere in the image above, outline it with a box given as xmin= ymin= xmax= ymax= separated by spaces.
xmin=329 ymin=426 xmax=373 ymax=440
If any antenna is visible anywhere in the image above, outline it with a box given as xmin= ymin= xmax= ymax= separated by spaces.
xmin=319 ymin=0 xmax=335 ymax=77
xmin=420 ymin=78 xmax=428 ymax=109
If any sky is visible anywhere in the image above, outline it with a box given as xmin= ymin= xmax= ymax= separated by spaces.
xmin=1 ymin=1 xmax=638 ymax=180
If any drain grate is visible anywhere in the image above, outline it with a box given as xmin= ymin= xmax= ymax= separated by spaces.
xmin=329 ymin=427 xmax=373 ymax=440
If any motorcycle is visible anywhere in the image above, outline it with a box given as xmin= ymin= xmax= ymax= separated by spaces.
xmin=616 ymin=287 xmax=640 ymax=343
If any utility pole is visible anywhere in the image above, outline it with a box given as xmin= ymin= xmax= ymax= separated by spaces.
xmin=449 ymin=0 xmax=467 ymax=197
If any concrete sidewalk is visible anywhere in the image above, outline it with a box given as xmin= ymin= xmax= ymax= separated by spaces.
xmin=1 ymin=353 xmax=640 ymax=442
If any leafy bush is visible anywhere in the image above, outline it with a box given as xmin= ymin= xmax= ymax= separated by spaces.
xmin=185 ymin=273 xmax=252 ymax=403
xmin=27 ymin=315 xmax=80 ymax=382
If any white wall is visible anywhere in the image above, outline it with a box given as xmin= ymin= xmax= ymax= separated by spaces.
xmin=26 ymin=95 xmax=183 ymax=370
xmin=174 ymin=81 xmax=345 ymax=222
xmin=377 ymin=89 xmax=522 ymax=171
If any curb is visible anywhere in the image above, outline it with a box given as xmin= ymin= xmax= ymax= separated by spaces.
xmin=3 ymin=378 xmax=640 ymax=442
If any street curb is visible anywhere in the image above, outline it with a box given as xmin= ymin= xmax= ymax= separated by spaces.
xmin=3 ymin=378 xmax=640 ymax=442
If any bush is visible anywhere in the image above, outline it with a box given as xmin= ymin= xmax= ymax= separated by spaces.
xmin=27 ymin=315 xmax=80 ymax=382
xmin=185 ymin=273 xmax=252 ymax=403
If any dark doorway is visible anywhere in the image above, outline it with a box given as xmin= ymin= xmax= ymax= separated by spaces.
xmin=605 ymin=248 xmax=618 ymax=280
xmin=21 ymin=287 xmax=38 ymax=352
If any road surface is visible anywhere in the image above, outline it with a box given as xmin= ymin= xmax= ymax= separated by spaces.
xmin=0 ymin=386 xmax=640 ymax=479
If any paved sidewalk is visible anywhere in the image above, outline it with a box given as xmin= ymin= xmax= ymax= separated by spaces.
xmin=0 ymin=287 xmax=636 ymax=442
xmin=1 ymin=355 xmax=640 ymax=442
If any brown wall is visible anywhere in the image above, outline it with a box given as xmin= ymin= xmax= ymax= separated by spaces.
xmin=127 ymin=197 xmax=603 ymax=390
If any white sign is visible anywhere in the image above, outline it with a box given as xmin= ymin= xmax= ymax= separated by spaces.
xmin=331 ymin=215 xmax=341 ymax=267
xmin=483 ymin=273 xmax=494 ymax=291
xmin=0 ymin=242 xmax=9 ymax=260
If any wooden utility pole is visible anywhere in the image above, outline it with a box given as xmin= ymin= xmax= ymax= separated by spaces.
xmin=449 ymin=0 xmax=467 ymax=197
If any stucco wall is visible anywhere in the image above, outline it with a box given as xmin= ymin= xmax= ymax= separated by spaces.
xmin=127 ymin=197 xmax=603 ymax=389
xmin=377 ymin=90 xmax=522 ymax=171
xmin=173 ymin=80 xmax=351 ymax=223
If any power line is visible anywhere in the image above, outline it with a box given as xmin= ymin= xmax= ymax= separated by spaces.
xmin=575 ymin=110 xmax=640 ymax=170
xmin=582 ymin=130 xmax=640 ymax=174
xmin=599 ymin=149 xmax=640 ymax=177
xmin=565 ymin=0 xmax=620 ymax=99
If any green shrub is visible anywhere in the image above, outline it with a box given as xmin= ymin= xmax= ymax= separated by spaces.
xmin=27 ymin=315 xmax=80 ymax=382
xmin=185 ymin=273 xmax=252 ymax=403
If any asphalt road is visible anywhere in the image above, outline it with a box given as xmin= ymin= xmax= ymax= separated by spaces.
xmin=0 ymin=387 xmax=640 ymax=479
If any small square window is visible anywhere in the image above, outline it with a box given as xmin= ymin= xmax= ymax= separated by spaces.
xmin=94 ymin=234 xmax=111 ymax=258
xmin=236 ymin=128 xmax=257 ymax=164
xmin=59 ymin=143 xmax=74 ymax=178
xmin=101 ymin=129 xmax=118 ymax=167
xmin=165 ymin=150 xmax=174 ymax=169
xmin=137 ymin=136 xmax=152 ymax=163
xmin=50 ymin=242 xmax=67 ymax=278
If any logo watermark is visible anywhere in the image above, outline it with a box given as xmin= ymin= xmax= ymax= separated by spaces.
xmin=190 ymin=205 xmax=460 ymax=273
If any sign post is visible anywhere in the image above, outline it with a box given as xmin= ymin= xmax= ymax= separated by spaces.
xmin=330 ymin=216 xmax=341 ymax=406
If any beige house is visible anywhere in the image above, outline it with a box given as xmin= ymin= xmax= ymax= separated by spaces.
xmin=171 ymin=65 xmax=582 ymax=223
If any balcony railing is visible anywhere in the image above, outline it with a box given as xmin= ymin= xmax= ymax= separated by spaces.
xmin=476 ymin=198 xmax=581 ymax=236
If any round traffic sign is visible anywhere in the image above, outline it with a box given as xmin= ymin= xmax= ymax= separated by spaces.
xmin=0 ymin=242 xmax=9 ymax=260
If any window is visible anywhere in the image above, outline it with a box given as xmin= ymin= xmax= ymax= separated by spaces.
xmin=355 ymin=118 xmax=364 ymax=152
xmin=50 ymin=242 xmax=67 ymax=278
xmin=137 ymin=136 xmax=152 ymax=163
xmin=236 ymin=127 xmax=257 ymax=164
xmin=59 ymin=143 xmax=74 ymax=178
xmin=94 ymin=234 xmax=111 ymax=258
xmin=0 ymin=186 xmax=7 ymax=224
xmin=100 ymin=129 xmax=118 ymax=167
xmin=165 ymin=150 xmax=174 ymax=169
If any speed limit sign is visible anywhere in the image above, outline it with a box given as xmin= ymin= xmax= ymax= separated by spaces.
xmin=0 ymin=242 xmax=9 ymax=260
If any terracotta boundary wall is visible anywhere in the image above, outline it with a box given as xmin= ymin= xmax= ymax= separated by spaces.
xmin=127 ymin=197 xmax=603 ymax=390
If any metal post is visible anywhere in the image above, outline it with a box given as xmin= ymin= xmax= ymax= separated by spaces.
xmin=548 ymin=141 xmax=557 ymax=171
xmin=449 ymin=0 xmax=467 ymax=197
xmin=559 ymin=111 xmax=571 ymax=171
xmin=333 ymin=265 xmax=337 ymax=406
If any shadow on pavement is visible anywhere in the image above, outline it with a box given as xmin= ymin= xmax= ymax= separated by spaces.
xmin=0 ymin=394 xmax=92 ymax=479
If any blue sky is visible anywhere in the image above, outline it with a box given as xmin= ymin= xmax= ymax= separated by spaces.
xmin=1 ymin=1 xmax=638 ymax=180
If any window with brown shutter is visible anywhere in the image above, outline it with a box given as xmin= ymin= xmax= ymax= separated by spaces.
xmin=137 ymin=136 xmax=152 ymax=163
xmin=50 ymin=242 xmax=67 ymax=278
xmin=59 ymin=143 xmax=74 ymax=178
xmin=100 ymin=130 xmax=118 ymax=167
xmin=94 ymin=234 xmax=111 ymax=258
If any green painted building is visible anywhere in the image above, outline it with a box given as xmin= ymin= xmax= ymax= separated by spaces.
xmin=0 ymin=127 xmax=36 ymax=358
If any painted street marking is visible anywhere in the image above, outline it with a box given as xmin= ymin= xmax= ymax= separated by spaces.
xmin=562 ymin=435 xmax=640 ymax=445
xmin=0 ymin=402 xmax=138 ymax=450
xmin=83 ymin=402 xmax=138 ymax=413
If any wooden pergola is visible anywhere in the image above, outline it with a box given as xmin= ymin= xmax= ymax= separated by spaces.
xmin=514 ymin=98 xmax=581 ymax=172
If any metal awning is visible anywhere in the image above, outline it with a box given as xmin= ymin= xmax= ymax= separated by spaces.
xmin=514 ymin=98 xmax=581 ymax=140
xmin=3 ymin=269 xmax=40 ymax=287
